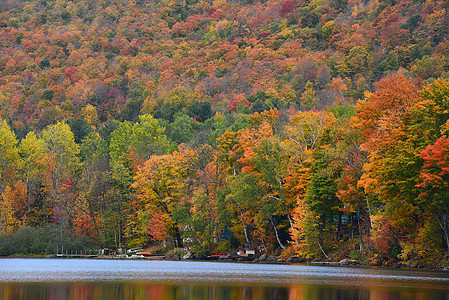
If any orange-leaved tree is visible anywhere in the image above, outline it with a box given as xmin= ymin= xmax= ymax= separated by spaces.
xmin=282 ymin=110 xmax=330 ymax=258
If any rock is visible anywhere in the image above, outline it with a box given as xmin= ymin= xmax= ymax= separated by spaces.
xmin=258 ymin=254 xmax=268 ymax=261
xmin=339 ymin=258 xmax=359 ymax=265
xmin=195 ymin=253 xmax=207 ymax=260
xmin=266 ymin=255 xmax=277 ymax=262
xmin=290 ymin=257 xmax=305 ymax=263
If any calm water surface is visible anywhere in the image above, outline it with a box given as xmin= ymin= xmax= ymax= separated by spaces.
xmin=1 ymin=258 xmax=449 ymax=299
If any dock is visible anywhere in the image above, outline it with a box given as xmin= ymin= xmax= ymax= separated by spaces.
xmin=51 ymin=253 xmax=98 ymax=258
xmin=51 ymin=249 xmax=98 ymax=258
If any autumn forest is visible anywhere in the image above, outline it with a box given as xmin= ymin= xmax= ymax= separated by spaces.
xmin=0 ymin=0 xmax=449 ymax=267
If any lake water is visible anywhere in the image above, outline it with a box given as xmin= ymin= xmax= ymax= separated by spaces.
xmin=1 ymin=258 xmax=449 ymax=299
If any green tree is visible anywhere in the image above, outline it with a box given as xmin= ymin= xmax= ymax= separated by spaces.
xmin=68 ymin=118 xmax=92 ymax=144
xmin=130 ymin=114 xmax=170 ymax=162
xmin=19 ymin=131 xmax=46 ymax=193
xmin=221 ymin=172 xmax=264 ymax=249
xmin=41 ymin=122 xmax=80 ymax=226
xmin=154 ymin=87 xmax=198 ymax=122
xmin=411 ymin=55 xmax=446 ymax=80
xmin=109 ymin=116 xmax=170 ymax=248
xmin=187 ymin=101 xmax=213 ymax=122
xmin=168 ymin=113 xmax=196 ymax=144
xmin=77 ymin=132 xmax=110 ymax=246
xmin=109 ymin=121 xmax=134 ymax=248
xmin=306 ymin=148 xmax=342 ymax=242
xmin=252 ymin=138 xmax=291 ymax=250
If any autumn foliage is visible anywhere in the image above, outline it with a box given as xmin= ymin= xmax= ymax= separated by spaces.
xmin=0 ymin=0 xmax=448 ymax=266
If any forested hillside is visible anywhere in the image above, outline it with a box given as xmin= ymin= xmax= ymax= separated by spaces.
xmin=0 ymin=0 xmax=449 ymax=267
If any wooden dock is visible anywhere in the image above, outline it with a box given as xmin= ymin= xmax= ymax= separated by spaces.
xmin=51 ymin=254 xmax=98 ymax=258
xmin=51 ymin=249 xmax=98 ymax=258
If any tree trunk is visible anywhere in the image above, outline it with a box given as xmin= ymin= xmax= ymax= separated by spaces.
xmin=365 ymin=196 xmax=373 ymax=228
xmin=435 ymin=210 xmax=449 ymax=251
xmin=241 ymin=218 xmax=251 ymax=248
xmin=235 ymin=204 xmax=251 ymax=248
xmin=269 ymin=216 xmax=285 ymax=250
xmin=89 ymin=206 xmax=102 ymax=245
xmin=259 ymin=234 xmax=267 ymax=253
xmin=287 ymin=213 xmax=299 ymax=244
xmin=174 ymin=223 xmax=183 ymax=248
xmin=357 ymin=209 xmax=363 ymax=252
xmin=317 ymin=238 xmax=330 ymax=260
xmin=337 ymin=211 xmax=342 ymax=240
xmin=349 ymin=215 xmax=354 ymax=240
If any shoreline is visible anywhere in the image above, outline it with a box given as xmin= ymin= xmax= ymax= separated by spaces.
xmin=2 ymin=255 xmax=448 ymax=271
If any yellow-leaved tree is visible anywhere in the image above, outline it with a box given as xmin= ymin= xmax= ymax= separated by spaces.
xmin=0 ymin=119 xmax=21 ymax=235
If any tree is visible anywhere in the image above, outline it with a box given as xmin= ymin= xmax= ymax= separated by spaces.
xmin=411 ymin=55 xmax=445 ymax=80
xmin=296 ymin=114 xmax=346 ymax=258
xmin=168 ymin=113 xmax=196 ymax=145
xmin=418 ymin=136 xmax=449 ymax=251
xmin=336 ymin=134 xmax=371 ymax=249
xmin=414 ymin=79 xmax=449 ymax=252
xmin=354 ymin=76 xmax=449 ymax=261
xmin=280 ymin=1 xmax=295 ymax=15
xmin=345 ymin=46 xmax=369 ymax=76
xmin=132 ymin=147 xmax=194 ymax=248
xmin=19 ymin=131 xmax=46 ymax=196
xmin=105 ymin=119 xmax=161 ymax=248
xmin=185 ymin=145 xmax=226 ymax=254
xmin=187 ymin=188 xmax=217 ymax=254
xmin=1 ymin=181 xmax=27 ymax=235
xmin=76 ymin=132 xmax=110 ymax=245
xmin=41 ymin=122 xmax=80 ymax=226
xmin=0 ymin=120 xmax=20 ymax=235
xmin=353 ymin=75 xmax=422 ymax=259
xmin=153 ymin=87 xmax=198 ymax=122
xmin=220 ymin=109 xmax=293 ymax=251
xmin=300 ymin=81 xmax=318 ymax=110
xmin=130 ymin=114 xmax=170 ymax=164
xmin=109 ymin=121 xmax=133 ymax=165
xmin=82 ymin=104 xmax=99 ymax=127
xmin=282 ymin=110 xmax=329 ymax=166
xmin=187 ymin=101 xmax=213 ymax=122
xmin=109 ymin=121 xmax=134 ymax=248
xmin=305 ymin=148 xmax=342 ymax=246
xmin=252 ymin=137 xmax=291 ymax=250
xmin=282 ymin=111 xmax=331 ymax=256
xmin=68 ymin=118 xmax=92 ymax=144
xmin=354 ymin=74 xmax=420 ymax=153
xmin=221 ymin=172 xmax=264 ymax=249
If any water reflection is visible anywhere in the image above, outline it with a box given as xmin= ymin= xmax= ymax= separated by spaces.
xmin=1 ymin=282 xmax=448 ymax=300
xmin=1 ymin=259 xmax=449 ymax=300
